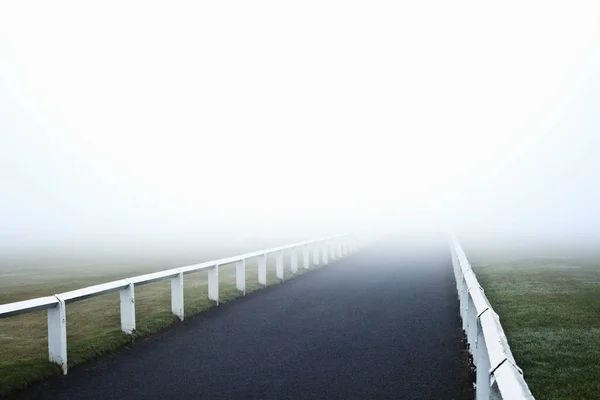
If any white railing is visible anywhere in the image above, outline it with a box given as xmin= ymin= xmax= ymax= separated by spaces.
xmin=449 ymin=236 xmax=534 ymax=400
xmin=0 ymin=234 xmax=359 ymax=375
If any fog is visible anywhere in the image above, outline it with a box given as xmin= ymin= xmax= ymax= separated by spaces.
xmin=1 ymin=2 xmax=600 ymax=256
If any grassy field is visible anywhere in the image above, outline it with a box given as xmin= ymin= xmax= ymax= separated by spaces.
xmin=469 ymin=248 xmax=600 ymax=400
xmin=0 ymin=246 xmax=318 ymax=396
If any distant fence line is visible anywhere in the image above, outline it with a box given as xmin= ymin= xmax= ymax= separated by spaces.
xmin=450 ymin=236 xmax=535 ymax=400
xmin=0 ymin=234 xmax=359 ymax=374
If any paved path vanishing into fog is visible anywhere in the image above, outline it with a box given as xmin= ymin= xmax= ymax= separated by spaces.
xmin=12 ymin=238 xmax=473 ymax=400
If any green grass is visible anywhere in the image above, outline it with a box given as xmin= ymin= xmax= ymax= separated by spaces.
xmin=470 ymin=252 xmax=600 ymax=400
xmin=0 ymin=249 xmax=318 ymax=396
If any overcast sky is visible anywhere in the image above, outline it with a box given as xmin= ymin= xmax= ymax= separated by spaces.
xmin=1 ymin=2 xmax=600 ymax=250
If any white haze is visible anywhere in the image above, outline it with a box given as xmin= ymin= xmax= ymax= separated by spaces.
xmin=1 ymin=1 xmax=600 ymax=254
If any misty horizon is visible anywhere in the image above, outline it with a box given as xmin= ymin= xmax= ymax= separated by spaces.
xmin=2 ymin=2 xmax=600 ymax=254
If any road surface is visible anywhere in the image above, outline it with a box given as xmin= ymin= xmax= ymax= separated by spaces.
xmin=13 ymin=238 xmax=473 ymax=399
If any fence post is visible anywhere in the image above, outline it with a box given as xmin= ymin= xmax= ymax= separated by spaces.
xmin=48 ymin=297 xmax=67 ymax=375
xmin=236 ymin=259 xmax=246 ymax=295
xmin=291 ymin=248 xmax=298 ymax=274
xmin=276 ymin=250 xmax=284 ymax=281
xmin=120 ymin=281 xmax=136 ymax=333
xmin=467 ymin=295 xmax=478 ymax=353
xmin=450 ymin=245 xmax=458 ymax=279
xmin=451 ymin=247 xmax=460 ymax=294
xmin=312 ymin=244 xmax=319 ymax=266
xmin=475 ymin=317 xmax=491 ymax=400
xmin=258 ymin=254 xmax=267 ymax=287
xmin=331 ymin=240 xmax=336 ymax=259
xmin=461 ymin=276 xmax=469 ymax=331
xmin=208 ymin=264 xmax=219 ymax=305
xmin=303 ymin=245 xmax=310 ymax=269
xmin=171 ymin=272 xmax=184 ymax=321
xmin=322 ymin=242 xmax=329 ymax=264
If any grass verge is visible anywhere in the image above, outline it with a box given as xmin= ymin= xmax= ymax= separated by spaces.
xmin=0 ymin=250 xmax=318 ymax=396
xmin=470 ymin=252 xmax=600 ymax=400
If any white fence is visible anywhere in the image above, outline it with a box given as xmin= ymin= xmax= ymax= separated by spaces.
xmin=0 ymin=234 xmax=358 ymax=375
xmin=450 ymin=236 xmax=534 ymax=400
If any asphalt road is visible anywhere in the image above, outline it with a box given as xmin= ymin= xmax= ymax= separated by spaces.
xmin=13 ymin=238 xmax=473 ymax=399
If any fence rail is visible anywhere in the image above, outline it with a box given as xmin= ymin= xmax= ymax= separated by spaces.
xmin=449 ymin=236 xmax=535 ymax=400
xmin=0 ymin=234 xmax=359 ymax=374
